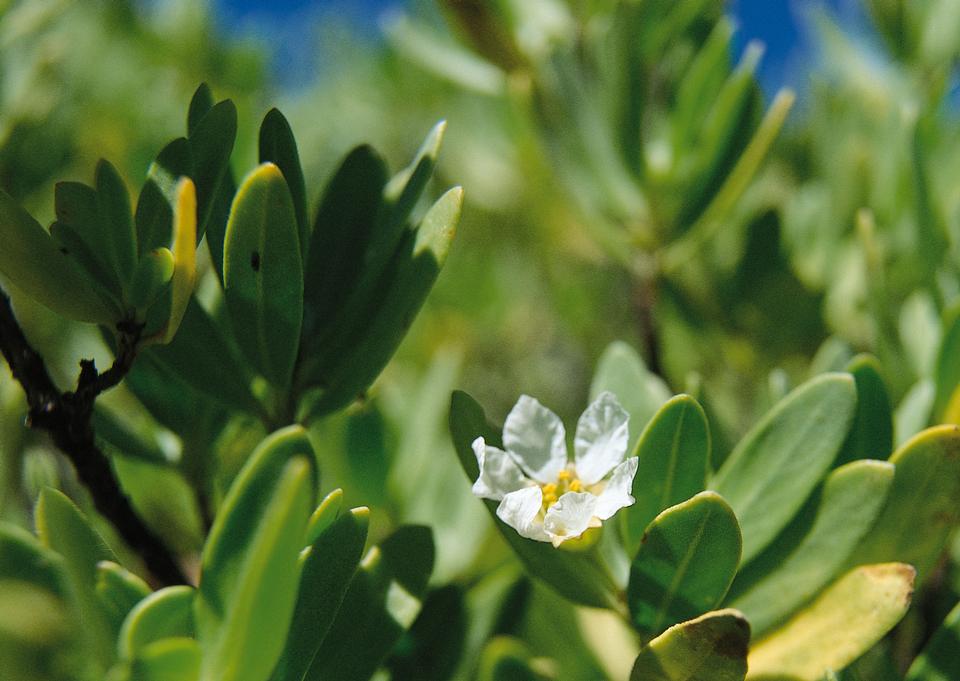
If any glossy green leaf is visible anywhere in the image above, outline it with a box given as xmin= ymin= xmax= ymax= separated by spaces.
xmin=128 ymin=637 xmax=201 ymax=681
xmin=305 ymin=488 xmax=344 ymax=546
xmin=303 ymin=525 xmax=435 ymax=681
xmin=187 ymin=83 xmax=215 ymax=135
xmin=259 ymin=108 xmax=309 ymax=253
xmin=300 ymin=187 xmax=461 ymax=417
xmin=934 ymin=304 xmax=960 ymax=419
xmin=622 ymin=394 xmax=710 ymax=556
xmin=726 ymin=460 xmax=894 ymax=637
xmin=134 ymin=137 xmax=193 ymax=256
xmin=747 ymin=563 xmax=915 ymax=680
xmin=129 ymin=247 xmax=174 ymax=311
xmin=95 ymin=159 xmax=138 ymax=288
xmin=387 ymin=584 xmax=467 ymax=681
xmin=95 ymin=561 xmax=151 ymax=637
xmin=478 ymin=637 xmax=546 ymax=681
xmin=627 ymin=492 xmax=741 ymax=638
xmin=111 ymin=455 xmax=205 ymax=553
xmin=300 ymin=144 xmax=388 ymax=348
xmin=847 ymin=424 xmax=960 ymax=582
xmin=672 ymin=18 xmax=734 ymax=153
xmin=299 ymin=124 xmax=446 ymax=386
xmin=590 ymin=341 xmax=671 ymax=451
xmin=270 ymin=506 xmax=370 ymax=681
xmin=147 ymin=298 xmax=261 ymax=416
xmin=895 ymin=379 xmax=935 ymax=445
xmin=629 ymin=609 xmax=750 ymax=681
xmin=449 ymin=390 xmax=620 ymax=609
xmin=381 ymin=120 xmax=446 ymax=242
xmin=0 ymin=189 xmax=119 ymax=324
xmin=35 ymin=488 xmax=116 ymax=668
xmin=53 ymin=180 xmax=124 ymax=296
xmin=224 ymin=162 xmax=304 ymax=388
xmin=119 ymin=585 xmax=195 ymax=658
xmin=712 ymin=373 xmax=857 ymax=564
xmin=676 ymin=43 xmax=762 ymax=229
xmin=906 ymin=600 xmax=960 ymax=681
xmin=835 ymin=355 xmax=893 ymax=466
xmin=0 ymin=523 xmax=66 ymax=597
xmin=194 ymin=426 xmax=316 ymax=681
xmin=188 ymin=98 xmax=237 ymax=243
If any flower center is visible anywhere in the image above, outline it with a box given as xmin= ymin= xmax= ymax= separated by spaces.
xmin=540 ymin=468 xmax=584 ymax=511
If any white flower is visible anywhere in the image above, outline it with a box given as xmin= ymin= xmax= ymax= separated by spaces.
xmin=472 ymin=391 xmax=639 ymax=547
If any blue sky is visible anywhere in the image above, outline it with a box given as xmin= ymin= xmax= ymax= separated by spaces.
xmin=215 ymin=0 xmax=853 ymax=93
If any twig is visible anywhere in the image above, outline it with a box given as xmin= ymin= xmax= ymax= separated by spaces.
xmin=0 ymin=288 xmax=188 ymax=586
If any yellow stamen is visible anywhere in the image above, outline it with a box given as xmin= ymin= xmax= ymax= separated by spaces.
xmin=542 ymin=483 xmax=557 ymax=496
xmin=569 ymin=479 xmax=582 ymax=492
xmin=557 ymin=470 xmax=572 ymax=481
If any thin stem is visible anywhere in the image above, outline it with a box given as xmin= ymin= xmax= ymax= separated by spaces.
xmin=0 ymin=288 xmax=188 ymax=586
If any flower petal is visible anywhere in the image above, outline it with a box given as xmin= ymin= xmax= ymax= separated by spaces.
xmin=543 ymin=491 xmax=599 ymax=546
xmin=502 ymin=395 xmax=568 ymax=483
xmin=594 ymin=457 xmax=638 ymax=520
xmin=496 ymin=487 xmax=549 ymax=542
xmin=472 ymin=437 xmax=530 ymax=501
xmin=574 ymin=391 xmax=630 ymax=485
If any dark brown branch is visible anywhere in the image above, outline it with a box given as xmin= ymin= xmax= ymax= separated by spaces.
xmin=0 ymin=288 xmax=187 ymax=586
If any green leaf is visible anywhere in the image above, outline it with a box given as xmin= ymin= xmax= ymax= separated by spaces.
xmin=94 ymin=401 xmax=173 ymax=466
xmin=621 ymin=394 xmax=710 ymax=557
xmin=187 ymin=83 xmax=215 ymax=135
xmin=128 ymin=637 xmax=201 ymax=681
xmin=590 ymin=341 xmax=671 ymax=451
xmin=0 ymin=189 xmax=119 ymax=324
xmin=448 ymin=390 xmax=620 ymax=610
xmin=386 ymin=584 xmax=467 ymax=681
xmin=134 ymin=137 xmax=193 ymax=256
xmin=95 ymin=560 xmax=151 ymax=637
xmin=111 ymin=455 xmax=205 ymax=554
xmin=298 ymin=124 xmax=446 ymax=387
xmin=270 ymin=506 xmax=370 ymax=681
xmin=747 ymin=563 xmax=915 ymax=680
xmin=0 ymin=522 xmax=67 ymax=596
xmin=302 ymin=525 xmax=435 ymax=681
xmin=303 ymin=186 xmax=461 ymax=416
xmin=147 ymin=298 xmax=261 ymax=416
xmin=54 ymin=180 xmax=124 ymax=296
xmin=711 ymin=373 xmax=857 ymax=564
xmin=223 ymin=163 xmax=304 ymax=388
xmin=835 ymin=355 xmax=893 ymax=466
xmin=934 ymin=304 xmax=960 ymax=419
xmin=129 ymin=247 xmax=174 ymax=311
xmin=906 ymin=600 xmax=960 ymax=681
xmin=726 ymin=460 xmax=894 ymax=637
xmin=478 ymin=636 xmax=547 ymax=681
xmin=304 ymin=488 xmax=344 ymax=545
xmin=675 ymin=42 xmax=763 ymax=229
xmin=627 ymin=492 xmax=741 ymax=638
xmin=895 ymin=379 xmax=935 ymax=445
xmin=35 ymin=488 xmax=117 ymax=669
xmin=259 ymin=108 xmax=309 ymax=255
xmin=846 ymin=424 xmax=960 ymax=582
xmin=194 ymin=426 xmax=316 ymax=681
xmin=95 ymin=159 xmax=138 ymax=289
xmin=672 ymin=18 xmax=734 ymax=154
xmin=300 ymin=144 xmax=388 ymax=348
xmin=629 ymin=609 xmax=750 ymax=681
xmin=382 ymin=120 xmax=447 ymax=239
xmin=119 ymin=585 xmax=195 ymax=658
xmin=188 ymin=99 xmax=238 ymax=243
